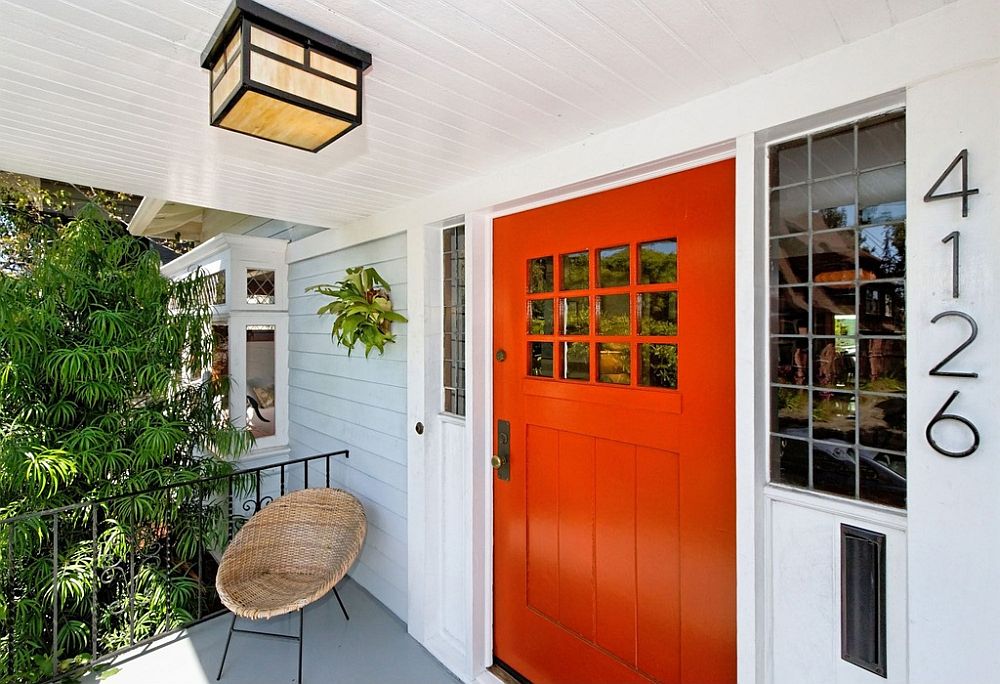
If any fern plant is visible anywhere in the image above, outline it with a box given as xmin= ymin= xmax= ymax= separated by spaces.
xmin=307 ymin=266 xmax=407 ymax=357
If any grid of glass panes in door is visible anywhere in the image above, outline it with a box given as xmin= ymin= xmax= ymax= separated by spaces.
xmin=526 ymin=239 xmax=679 ymax=388
xmin=443 ymin=225 xmax=466 ymax=416
xmin=769 ymin=111 xmax=906 ymax=509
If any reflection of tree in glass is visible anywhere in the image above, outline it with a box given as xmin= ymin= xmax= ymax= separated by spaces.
xmin=639 ymin=292 xmax=677 ymax=336
xmin=529 ymin=257 xmax=553 ymax=293
xmin=599 ymin=343 xmax=630 ymax=384
xmin=562 ymin=252 xmax=589 ymax=290
xmin=641 ymin=344 xmax=677 ymax=388
xmin=859 ymin=222 xmax=905 ymax=278
xmin=529 ymin=300 xmax=553 ymax=334
xmin=562 ymin=297 xmax=589 ymax=334
xmin=640 ymin=241 xmax=677 ymax=283
xmin=599 ymin=247 xmax=629 ymax=287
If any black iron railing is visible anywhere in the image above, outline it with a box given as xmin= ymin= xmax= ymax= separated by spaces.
xmin=0 ymin=450 xmax=348 ymax=684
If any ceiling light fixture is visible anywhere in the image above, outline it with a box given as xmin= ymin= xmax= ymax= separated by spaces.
xmin=201 ymin=0 xmax=372 ymax=152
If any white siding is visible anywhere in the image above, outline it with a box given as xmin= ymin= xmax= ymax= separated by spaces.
xmin=286 ymin=232 xmax=409 ymax=619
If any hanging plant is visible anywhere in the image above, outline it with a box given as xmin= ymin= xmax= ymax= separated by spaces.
xmin=307 ymin=265 xmax=407 ymax=357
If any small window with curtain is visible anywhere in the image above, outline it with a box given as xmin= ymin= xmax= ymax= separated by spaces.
xmin=443 ymin=225 xmax=466 ymax=416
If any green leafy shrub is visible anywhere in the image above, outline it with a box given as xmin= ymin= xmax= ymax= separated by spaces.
xmin=0 ymin=198 xmax=251 ymax=682
xmin=307 ymin=266 xmax=407 ymax=358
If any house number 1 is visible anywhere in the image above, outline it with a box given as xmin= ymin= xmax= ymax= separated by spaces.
xmin=924 ymin=149 xmax=981 ymax=458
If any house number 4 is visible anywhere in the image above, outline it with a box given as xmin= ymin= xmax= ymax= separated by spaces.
xmin=924 ymin=149 xmax=981 ymax=458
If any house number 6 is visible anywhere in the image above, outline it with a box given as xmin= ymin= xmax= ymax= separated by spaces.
xmin=924 ymin=149 xmax=981 ymax=458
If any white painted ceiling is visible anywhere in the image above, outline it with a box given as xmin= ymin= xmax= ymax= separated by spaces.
xmin=0 ymin=0 xmax=948 ymax=229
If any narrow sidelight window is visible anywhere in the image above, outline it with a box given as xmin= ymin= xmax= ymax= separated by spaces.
xmin=443 ymin=225 xmax=466 ymax=416
xmin=768 ymin=111 xmax=907 ymax=508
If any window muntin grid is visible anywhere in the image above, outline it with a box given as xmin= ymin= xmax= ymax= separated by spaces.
xmin=768 ymin=111 xmax=907 ymax=509
xmin=443 ymin=225 xmax=466 ymax=417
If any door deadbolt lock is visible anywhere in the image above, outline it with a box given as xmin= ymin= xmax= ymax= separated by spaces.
xmin=494 ymin=419 xmax=511 ymax=481
xmin=496 ymin=349 xmax=506 ymax=362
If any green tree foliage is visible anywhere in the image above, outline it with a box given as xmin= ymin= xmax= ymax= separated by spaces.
xmin=0 ymin=197 xmax=251 ymax=682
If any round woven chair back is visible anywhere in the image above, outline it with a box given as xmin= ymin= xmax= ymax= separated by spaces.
xmin=216 ymin=487 xmax=366 ymax=620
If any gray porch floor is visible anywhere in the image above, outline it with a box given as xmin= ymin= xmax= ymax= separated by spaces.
xmin=83 ymin=578 xmax=461 ymax=684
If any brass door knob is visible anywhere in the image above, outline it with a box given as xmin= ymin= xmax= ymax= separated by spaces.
xmin=491 ymin=454 xmax=506 ymax=470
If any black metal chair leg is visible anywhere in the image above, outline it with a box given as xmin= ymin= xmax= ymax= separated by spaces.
xmin=298 ymin=609 xmax=304 ymax=684
xmin=217 ymin=613 xmax=237 ymax=680
xmin=333 ymin=585 xmax=349 ymax=620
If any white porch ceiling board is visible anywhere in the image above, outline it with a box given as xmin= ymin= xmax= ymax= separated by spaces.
xmin=0 ymin=0 xmax=950 ymax=228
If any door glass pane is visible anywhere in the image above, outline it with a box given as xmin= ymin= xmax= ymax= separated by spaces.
xmin=560 ymin=251 xmax=589 ymax=290
xmin=597 ymin=294 xmax=629 ymax=335
xmin=560 ymin=297 xmax=589 ymax=335
xmin=639 ymin=343 xmax=677 ymax=389
xmin=561 ymin=342 xmax=589 ymax=381
xmin=528 ymin=257 xmax=554 ymax=293
xmin=772 ymin=387 xmax=808 ymax=435
xmin=812 ymin=286 xmax=855 ymax=336
xmin=638 ymin=291 xmax=678 ymax=336
xmin=246 ymin=325 xmax=276 ymax=439
xmin=598 ymin=245 xmax=630 ymax=287
xmin=212 ymin=324 xmax=230 ymax=422
xmin=528 ymin=299 xmax=554 ymax=335
xmin=859 ymin=394 xmax=906 ymax=452
xmin=772 ymin=287 xmax=809 ymax=335
xmin=639 ymin=239 xmax=677 ymax=284
xmin=813 ymin=337 xmax=855 ymax=389
xmin=528 ymin=342 xmax=553 ymax=377
xmin=597 ymin=343 xmax=630 ymax=384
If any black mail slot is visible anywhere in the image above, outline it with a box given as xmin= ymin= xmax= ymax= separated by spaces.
xmin=841 ymin=524 xmax=887 ymax=678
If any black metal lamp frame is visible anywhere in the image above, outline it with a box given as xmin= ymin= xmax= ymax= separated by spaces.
xmin=201 ymin=0 xmax=373 ymax=152
xmin=216 ymin=584 xmax=350 ymax=683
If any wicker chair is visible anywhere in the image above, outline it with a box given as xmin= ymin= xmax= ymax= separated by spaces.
xmin=215 ymin=488 xmax=367 ymax=682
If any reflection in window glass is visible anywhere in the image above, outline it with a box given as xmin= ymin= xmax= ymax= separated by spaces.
xmin=598 ymin=245 xmax=630 ymax=287
xmin=561 ymin=342 xmax=589 ymax=381
xmin=208 ymin=270 xmax=227 ymax=305
xmin=639 ymin=343 xmax=677 ymax=389
xmin=767 ymin=111 xmax=906 ymax=509
xmin=528 ymin=257 xmax=554 ymax=294
xmin=597 ymin=343 xmax=630 ymax=385
xmin=639 ymin=239 xmax=677 ymax=284
xmin=444 ymin=226 xmax=466 ymax=416
xmin=246 ymin=325 xmax=276 ymax=439
xmin=528 ymin=299 xmax=553 ymax=335
xmin=529 ymin=342 xmax=553 ymax=377
xmin=638 ymin=292 xmax=677 ymax=336
xmin=561 ymin=251 xmax=589 ymax=290
xmin=561 ymin=297 xmax=589 ymax=335
xmin=597 ymin=294 xmax=629 ymax=335
xmin=212 ymin=324 xmax=230 ymax=422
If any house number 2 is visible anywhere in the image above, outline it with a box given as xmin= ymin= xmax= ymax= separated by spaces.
xmin=924 ymin=149 xmax=981 ymax=458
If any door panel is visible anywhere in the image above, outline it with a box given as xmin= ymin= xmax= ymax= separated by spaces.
xmin=493 ymin=159 xmax=736 ymax=684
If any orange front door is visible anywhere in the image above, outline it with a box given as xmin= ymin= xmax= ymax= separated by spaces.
xmin=493 ymin=160 xmax=736 ymax=684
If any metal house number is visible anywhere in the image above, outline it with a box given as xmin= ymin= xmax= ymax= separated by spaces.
xmin=924 ymin=149 xmax=982 ymax=458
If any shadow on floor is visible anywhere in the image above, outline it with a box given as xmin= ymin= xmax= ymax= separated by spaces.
xmin=83 ymin=577 xmax=461 ymax=684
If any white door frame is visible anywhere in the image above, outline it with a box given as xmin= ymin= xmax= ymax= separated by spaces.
xmin=409 ymin=138 xmax=764 ymax=683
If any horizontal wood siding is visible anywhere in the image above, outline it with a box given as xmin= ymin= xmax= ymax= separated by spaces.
xmin=286 ymin=232 xmax=409 ymax=619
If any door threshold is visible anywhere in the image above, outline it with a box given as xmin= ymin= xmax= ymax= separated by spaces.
xmin=490 ymin=658 xmax=532 ymax=684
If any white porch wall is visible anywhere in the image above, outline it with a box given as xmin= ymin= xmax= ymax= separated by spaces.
xmin=275 ymin=1 xmax=999 ymax=681
xmin=286 ymin=233 xmax=409 ymax=620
